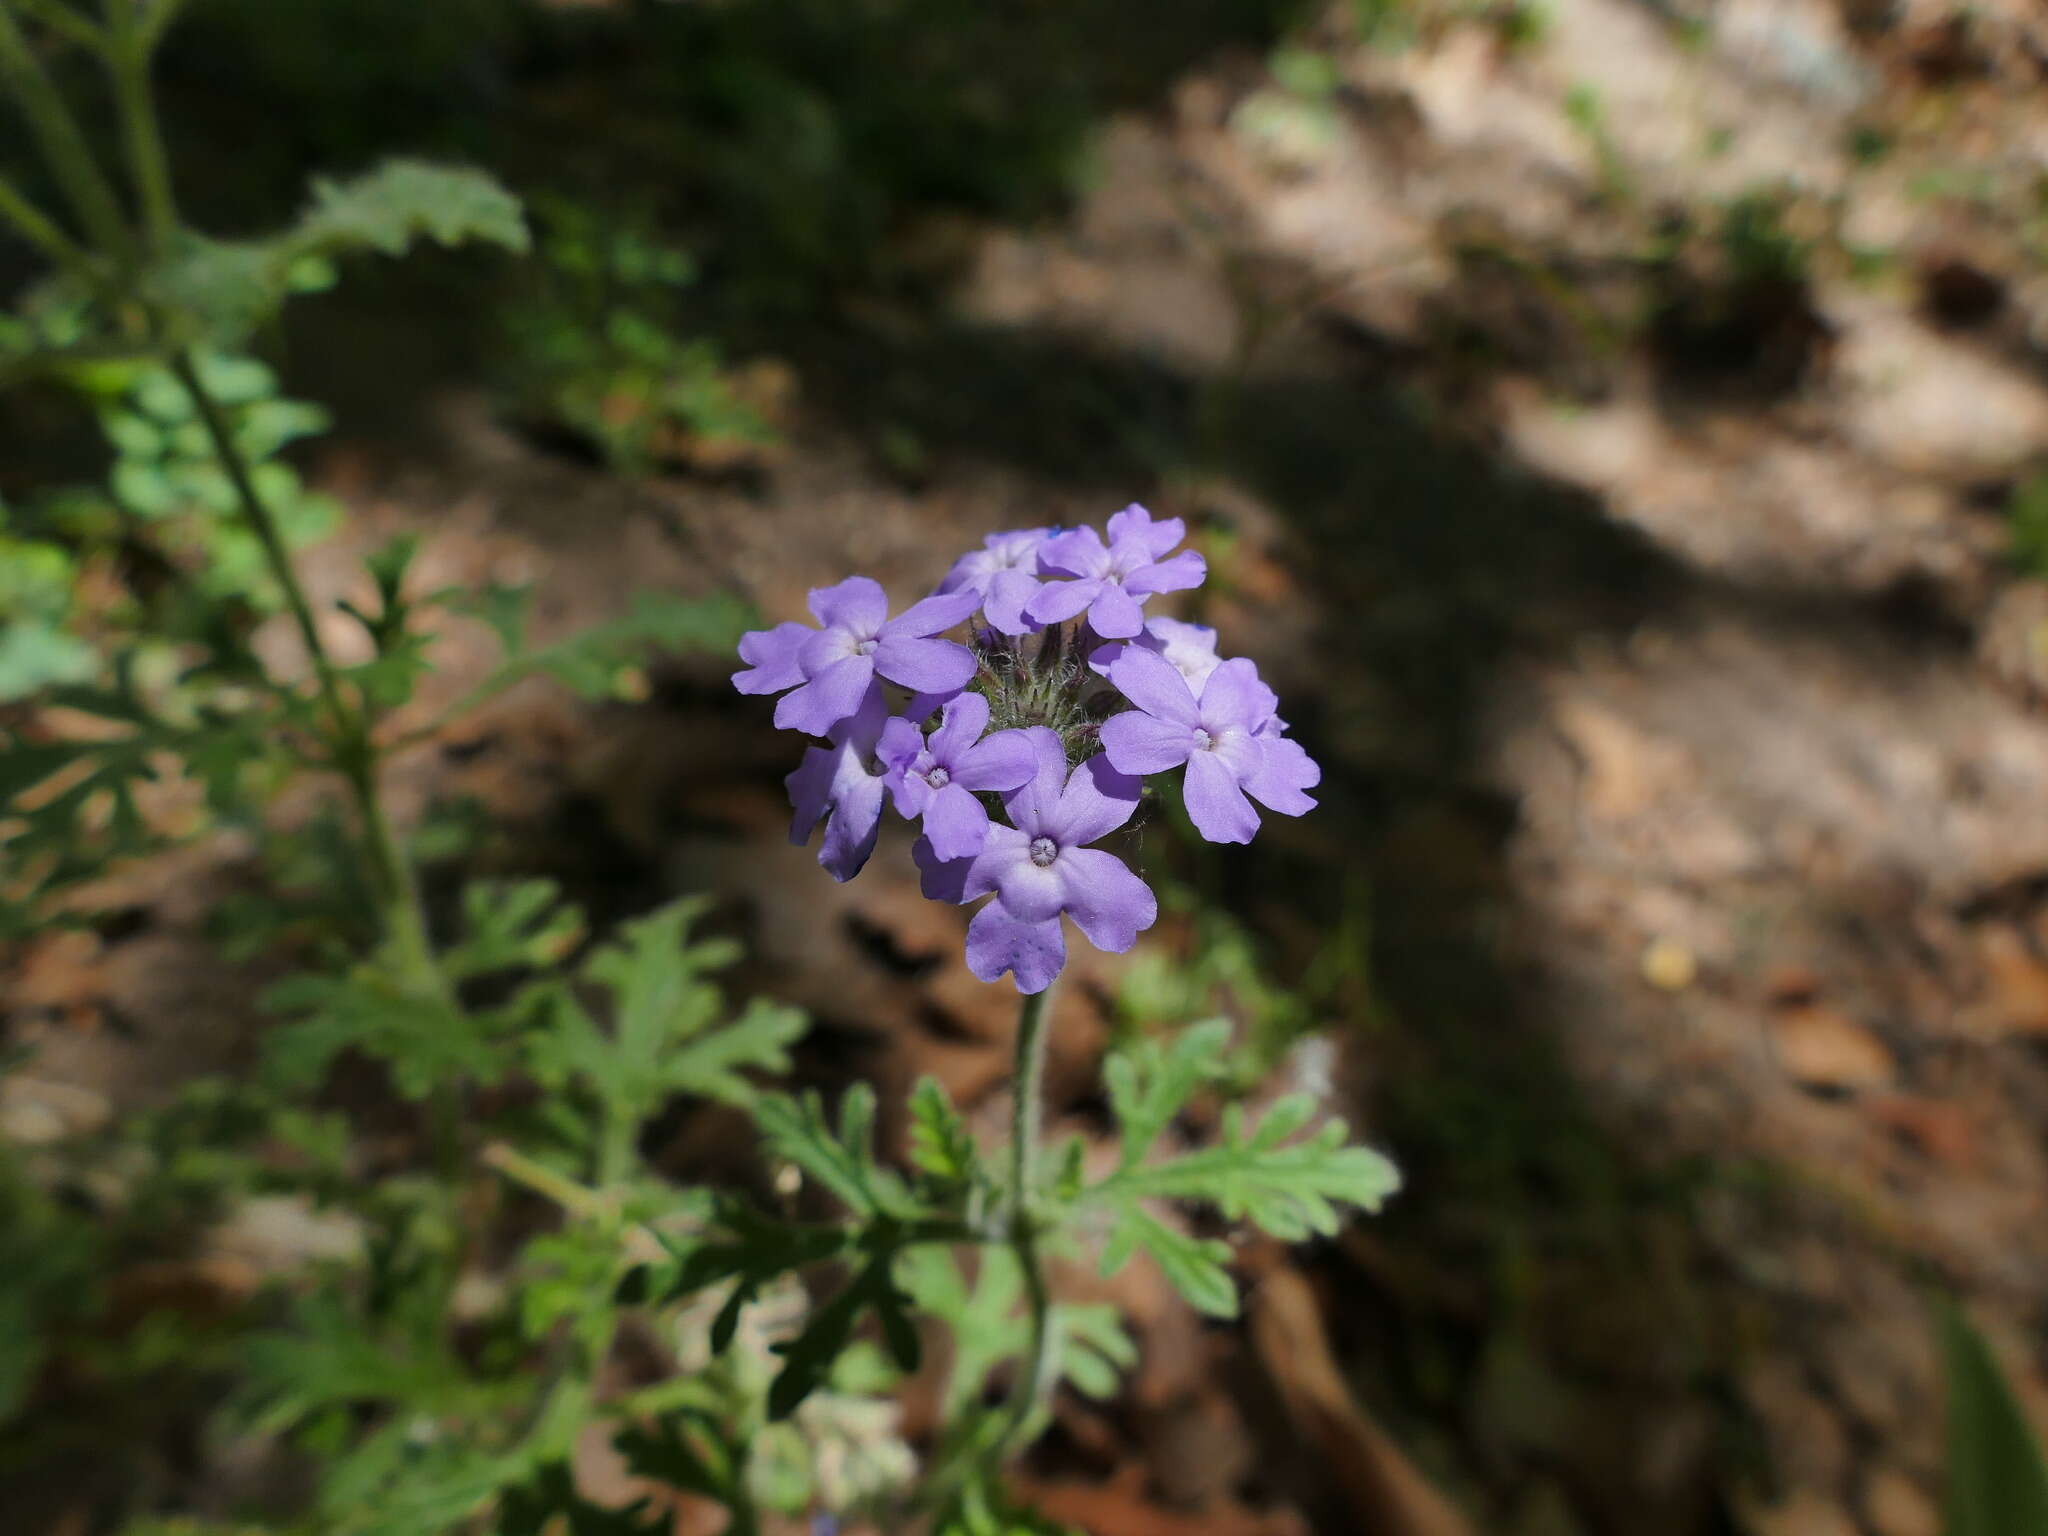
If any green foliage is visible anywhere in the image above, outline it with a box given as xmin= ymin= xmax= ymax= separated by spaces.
xmin=504 ymin=197 xmax=771 ymax=474
xmin=0 ymin=504 xmax=95 ymax=701
xmin=438 ymin=581 xmax=752 ymax=708
xmin=1940 ymin=1299 xmax=2048 ymax=1536
xmin=2008 ymin=474 xmax=2048 ymax=578
xmin=0 ymin=7 xmax=1405 ymax=1531
xmin=1084 ymin=1020 xmax=1401 ymax=1316
xmin=528 ymin=897 xmax=807 ymax=1156
xmin=146 ymin=159 xmax=528 ymax=347
xmin=901 ymin=1245 xmax=1133 ymax=1421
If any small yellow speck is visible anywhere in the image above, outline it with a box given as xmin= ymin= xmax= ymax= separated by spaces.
xmin=1641 ymin=938 xmax=1697 ymax=991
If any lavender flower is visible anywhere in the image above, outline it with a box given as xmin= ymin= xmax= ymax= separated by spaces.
xmin=1024 ymin=505 xmax=1206 ymax=639
xmin=734 ymin=577 xmax=979 ymax=738
xmin=918 ymin=730 xmax=1156 ymax=993
xmin=876 ymin=692 xmax=1036 ymax=861
xmin=785 ymin=685 xmax=892 ymax=881
xmin=938 ymin=527 xmax=1051 ymax=636
xmin=1099 ymin=648 xmax=1319 ymax=845
xmin=733 ymin=503 xmax=1317 ymax=993
xmin=1087 ymin=615 xmax=1221 ymax=688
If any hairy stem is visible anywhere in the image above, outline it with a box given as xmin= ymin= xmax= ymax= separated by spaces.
xmin=997 ymin=983 xmax=1058 ymax=1462
xmin=0 ymin=3 xmax=133 ymax=259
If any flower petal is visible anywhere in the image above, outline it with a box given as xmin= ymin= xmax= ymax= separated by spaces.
xmin=914 ymin=835 xmax=975 ymax=903
xmin=733 ymin=620 xmax=811 ymax=695
xmin=1100 ymin=709 xmax=1196 ymax=776
xmin=1024 ymin=576 xmax=1100 ymax=627
xmin=1123 ymin=548 xmax=1207 ymax=598
xmin=882 ymin=588 xmax=979 ymax=638
xmin=963 ymin=823 xmax=1033 ymax=902
xmin=774 ymin=654 xmax=875 ymax=736
xmin=785 ymin=744 xmax=837 ymax=844
xmin=982 ymin=567 xmax=1042 ymax=635
xmin=1182 ymin=748 xmax=1260 ymax=844
xmin=965 ymin=904 xmax=1066 ymax=994
xmin=929 ymin=691 xmax=990 ymax=764
xmin=873 ymin=634 xmax=975 ymax=695
xmin=876 ymin=716 xmax=925 ymax=776
xmin=1055 ymin=847 xmax=1157 ymax=954
xmin=991 ymin=852 xmax=1067 ymax=923
xmin=1087 ymin=580 xmax=1146 ymax=639
xmin=1037 ymin=527 xmax=1112 ymax=579
xmin=1106 ymin=647 xmax=1200 ymax=726
xmin=1196 ymin=657 xmax=1279 ymax=733
xmin=806 ymin=576 xmax=888 ymax=634
xmin=1000 ymin=728 xmax=1070 ymax=836
xmin=922 ymin=782 xmax=992 ymax=862
xmin=1107 ymin=503 xmax=1184 ymax=561
xmin=819 ymin=773 xmax=885 ymax=881
xmin=1244 ymin=735 xmax=1320 ymax=816
xmin=1048 ymin=753 xmax=1143 ymax=848
xmin=955 ymin=727 xmax=1037 ymax=792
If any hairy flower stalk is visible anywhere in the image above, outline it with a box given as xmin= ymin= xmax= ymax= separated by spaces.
xmin=732 ymin=502 xmax=1323 ymax=1457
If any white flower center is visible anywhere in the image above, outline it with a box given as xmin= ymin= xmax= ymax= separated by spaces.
xmin=1029 ymin=836 xmax=1058 ymax=867
xmin=1191 ymin=727 xmax=1214 ymax=751
xmin=925 ymin=765 xmax=951 ymax=788
xmin=855 ymin=637 xmax=878 ymax=656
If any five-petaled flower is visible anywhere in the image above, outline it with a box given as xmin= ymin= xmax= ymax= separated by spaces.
xmin=918 ymin=730 xmax=1156 ymax=994
xmin=937 ymin=528 xmax=1052 ymax=637
xmin=734 ymin=577 xmax=978 ymax=738
xmin=1024 ymin=505 xmax=1205 ymax=639
xmin=877 ymin=693 xmax=1036 ymax=861
xmin=1099 ymin=647 xmax=1320 ymax=845
xmin=1087 ymin=614 xmax=1221 ymax=689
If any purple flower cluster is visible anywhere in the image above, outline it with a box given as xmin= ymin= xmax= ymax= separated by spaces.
xmin=733 ymin=505 xmax=1320 ymax=993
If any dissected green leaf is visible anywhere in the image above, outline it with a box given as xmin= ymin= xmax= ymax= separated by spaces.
xmin=613 ymin=1413 xmax=745 ymax=1512
xmin=753 ymin=1084 xmax=913 ymax=1220
xmin=1106 ymin=1097 xmax=1401 ymax=1242
xmin=440 ymin=879 xmax=584 ymax=981
xmin=907 ymin=1075 xmax=982 ymax=1190
xmin=263 ymin=959 xmax=497 ymax=1102
xmin=526 ymin=898 xmax=806 ymax=1141
xmin=765 ymin=1251 xmax=917 ymax=1420
xmin=144 ymin=161 xmax=527 ymax=345
xmin=1099 ymin=1205 xmax=1237 ymax=1319
xmin=295 ymin=160 xmax=530 ymax=260
xmin=1089 ymin=1023 xmax=1400 ymax=1317
xmin=1102 ymin=1016 xmax=1231 ymax=1170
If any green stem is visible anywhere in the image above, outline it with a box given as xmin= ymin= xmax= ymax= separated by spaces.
xmin=0 ymin=3 xmax=133 ymax=259
xmin=995 ymin=984 xmax=1057 ymax=1462
xmin=171 ymin=352 xmax=351 ymax=738
xmin=0 ymin=169 xmax=91 ymax=271
xmin=105 ymin=0 xmax=175 ymax=250
xmin=1008 ymin=986 xmax=1052 ymax=1217
xmin=14 ymin=0 xmax=106 ymax=50
xmin=597 ymin=1104 xmax=636 ymax=1193
xmin=482 ymin=1141 xmax=609 ymax=1222
xmin=174 ymin=346 xmax=459 ymax=1178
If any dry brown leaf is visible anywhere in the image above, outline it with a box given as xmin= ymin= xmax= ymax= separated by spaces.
xmin=1769 ymin=1005 xmax=1896 ymax=1091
